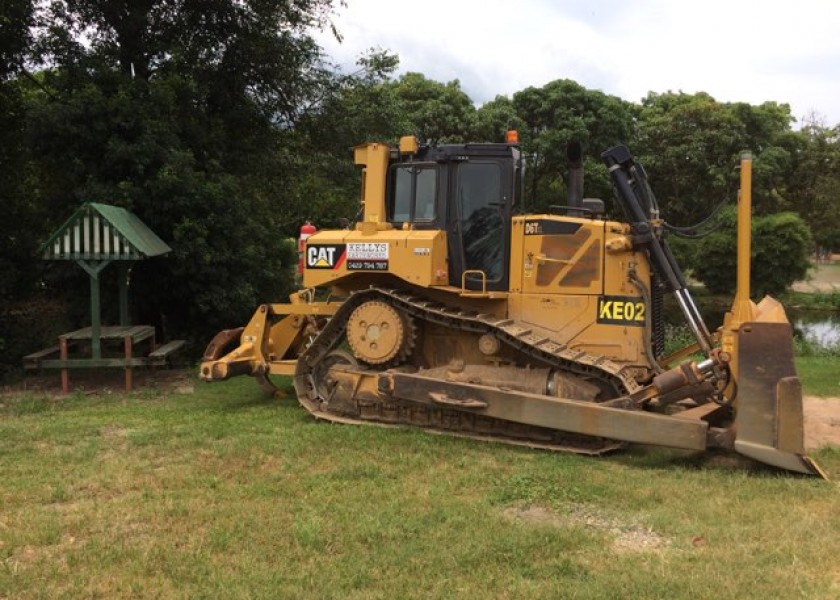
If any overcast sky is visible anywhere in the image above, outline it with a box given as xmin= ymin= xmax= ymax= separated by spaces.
xmin=313 ymin=0 xmax=840 ymax=127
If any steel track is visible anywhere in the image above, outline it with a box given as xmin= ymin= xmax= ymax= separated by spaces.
xmin=293 ymin=287 xmax=645 ymax=454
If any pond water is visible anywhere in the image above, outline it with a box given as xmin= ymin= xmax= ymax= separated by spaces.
xmin=665 ymin=300 xmax=840 ymax=351
xmin=794 ymin=311 xmax=840 ymax=348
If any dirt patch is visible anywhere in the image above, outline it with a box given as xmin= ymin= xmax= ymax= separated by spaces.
xmin=502 ymin=505 xmax=669 ymax=553
xmin=503 ymin=505 xmax=564 ymax=527
xmin=791 ymin=281 xmax=839 ymax=293
xmin=0 ymin=369 xmax=196 ymax=400
xmin=804 ymin=396 xmax=840 ymax=450
xmin=793 ymin=261 xmax=840 ymax=292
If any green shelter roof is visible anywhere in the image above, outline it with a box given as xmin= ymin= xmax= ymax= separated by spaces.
xmin=42 ymin=202 xmax=171 ymax=261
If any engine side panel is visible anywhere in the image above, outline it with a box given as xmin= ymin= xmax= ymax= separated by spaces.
xmin=303 ymin=229 xmax=449 ymax=289
xmin=508 ymin=214 xmax=654 ymax=370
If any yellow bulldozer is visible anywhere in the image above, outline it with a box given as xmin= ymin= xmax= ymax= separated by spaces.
xmin=200 ymin=134 xmax=826 ymax=478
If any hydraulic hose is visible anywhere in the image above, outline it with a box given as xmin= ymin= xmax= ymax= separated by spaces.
xmin=628 ymin=270 xmax=665 ymax=374
xmin=602 ymin=145 xmax=714 ymax=358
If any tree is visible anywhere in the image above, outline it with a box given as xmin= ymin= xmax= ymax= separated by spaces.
xmin=635 ymin=92 xmax=745 ymax=227
xmin=287 ymin=61 xmax=480 ymax=230
xmin=692 ymin=208 xmax=812 ymax=297
xmin=511 ymin=79 xmax=634 ymax=212
xmin=472 ymin=95 xmax=523 ymax=143
xmin=284 ymin=49 xmax=405 ymax=229
xmin=387 ymin=72 xmax=477 ymax=143
xmin=728 ymin=101 xmax=799 ymax=215
xmin=0 ymin=0 xmax=32 ymax=78
xmin=635 ymin=93 xmax=801 ymax=230
xmin=785 ymin=116 xmax=840 ymax=256
xmin=0 ymin=1 xmax=43 ymax=305
xmin=23 ymin=0 xmax=338 ymax=342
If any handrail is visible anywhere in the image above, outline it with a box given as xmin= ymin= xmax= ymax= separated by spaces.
xmin=461 ymin=269 xmax=487 ymax=294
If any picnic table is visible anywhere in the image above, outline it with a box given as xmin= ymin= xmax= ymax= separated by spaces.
xmin=24 ymin=325 xmax=185 ymax=392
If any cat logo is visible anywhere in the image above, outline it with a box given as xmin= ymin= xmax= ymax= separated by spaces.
xmin=306 ymin=244 xmax=346 ymax=270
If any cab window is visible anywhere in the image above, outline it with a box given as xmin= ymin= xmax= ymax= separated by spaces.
xmin=390 ymin=164 xmax=437 ymax=223
xmin=457 ymin=162 xmax=503 ymax=282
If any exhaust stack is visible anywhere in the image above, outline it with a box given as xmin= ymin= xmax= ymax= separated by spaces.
xmin=567 ymin=141 xmax=584 ymax=208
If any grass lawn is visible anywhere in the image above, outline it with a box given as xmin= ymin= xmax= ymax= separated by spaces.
xmin=1 ymin=374 xmax=838 ymax=599
xmin=797 ymin=355 xmax=840 ymax=397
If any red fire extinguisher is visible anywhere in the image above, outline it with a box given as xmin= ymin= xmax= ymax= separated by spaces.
xmin=298 ymin=220 xmax=317 ymax=274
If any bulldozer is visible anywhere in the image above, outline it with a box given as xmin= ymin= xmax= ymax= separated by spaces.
xmin=200 ymin=133 xmax=826 ymax=478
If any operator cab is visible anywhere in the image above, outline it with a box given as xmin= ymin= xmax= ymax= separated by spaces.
xmin=385 ymin=137 xmax=521 ymax=292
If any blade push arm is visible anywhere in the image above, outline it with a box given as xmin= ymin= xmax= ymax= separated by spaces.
xmin=601 ymin=145 xmax=713 ymax=357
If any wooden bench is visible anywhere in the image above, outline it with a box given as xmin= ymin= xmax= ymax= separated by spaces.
xmin=23 ymin=340 xmax=80 ymax=371
xmin=23 ymin=345 xmax=62 ymax=370
xmin=149 ymin=340 xmax=186 ymax=367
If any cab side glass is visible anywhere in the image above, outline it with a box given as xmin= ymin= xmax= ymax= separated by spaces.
xmin=393 ymin=166 xmax=412 ymax=222
xmin=415 ymin=169 xmax=436 ymax=220
xmin=389 ymin=164 xmax=437 ymax=223
xmin=458 ymin=162 xmax=503 ymax=282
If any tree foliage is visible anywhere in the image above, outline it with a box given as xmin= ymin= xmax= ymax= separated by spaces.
xmin=0 ymin=0 xmax=32 ymax=79
xmin=285 ymin=58 xmax=480 ymax=228
xmin=784 ymin=117 xmax=840 ymax=253
xmin=472 ymin=95 xmax=524 ymax=143
xmin=387 ymin=72 xmax=476 ymax=143
xmin=285 ymin=49 xmax=404 ymax=228
xmin=0 ymin=0 xmax=39 ymax=304
xmin=511 ymin=79 xmax=634 ymax=211
xmin=636 ymin=92 xmax=745 ymax=226
xmin=692 ymin=208 xmax=812 ymax=297
xmin=634 ymin=93 xmax=812 ymax=229
xmin=17 ymin=0 xmax=336 ymax=342
xmin=2 ymin=2 xmax=840 ymax=374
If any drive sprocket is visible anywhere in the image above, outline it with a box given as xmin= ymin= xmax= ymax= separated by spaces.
xmin=346 ymin=300 xmax=411 ymax=365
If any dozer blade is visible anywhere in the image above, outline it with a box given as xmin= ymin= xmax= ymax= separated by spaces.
xmin=734 ymin=321 xmax=828 ymax=478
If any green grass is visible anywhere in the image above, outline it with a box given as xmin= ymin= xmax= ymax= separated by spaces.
xmin=797 ymin=356 xmax=840 ymax=397
xmin=782 ymin=289 xmax=840 ymax=311
xmin=1 ymin=376 xmax=839 ymax=599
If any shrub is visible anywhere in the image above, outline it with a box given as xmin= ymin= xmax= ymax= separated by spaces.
xmin=692 ymin=208 xmax=812 ymax=297
xmin=0 ymin=296 xmax=75 ymax=379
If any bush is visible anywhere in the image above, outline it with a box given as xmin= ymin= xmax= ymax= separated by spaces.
xmin=0 ymin=296 xmax=75 ymax=379
xmin=663 ymin=234 xmax=697 ymax=274
xmin=692 ymin=208 xmax=811 ymax=297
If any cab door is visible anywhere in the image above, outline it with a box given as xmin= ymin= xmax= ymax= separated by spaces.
xmin=447 ymin=160 xmax=512 ymax=291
